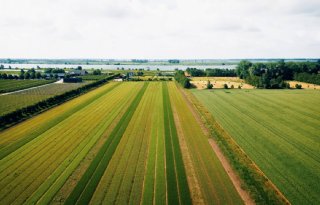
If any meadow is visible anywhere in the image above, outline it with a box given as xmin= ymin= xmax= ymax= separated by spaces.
xmin=0 ymin=79 xmax=55 ymax=93
xmin=191 ymin=89 xmax=320 ymax=205
xmin=0 ymin=81 xmax=242 ymax=205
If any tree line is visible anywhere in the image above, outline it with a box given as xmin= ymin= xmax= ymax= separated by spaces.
xmin=174 ymin=70 xmax=191 ymax=88
xmin=236 ymin=60 xmax=320 ymax=88
xmin=186 ymin=67 xmax=236 ymax=77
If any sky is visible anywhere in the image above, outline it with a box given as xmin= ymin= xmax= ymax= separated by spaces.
xmin=0 ymin=0 xmax=319 ymax=59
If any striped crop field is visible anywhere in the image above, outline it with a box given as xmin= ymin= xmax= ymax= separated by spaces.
xmin=191 ymin=89 xmax=320 ymax=205
xmin=0 ymin=79 xmax=55 ymax=93
xmin=0 ymin=82 xmax=89 ymax=116
xmin=0 ymin=81 xmax=243 ymax=205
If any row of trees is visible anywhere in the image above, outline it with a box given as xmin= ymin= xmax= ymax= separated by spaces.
xmin=186 ymin=67 xmax=236 ymax=77
xmin=174 ymin=70 xmax=191 ymax=88
xmin=293 ymin=72 xmax=320 ymax=85
xmin=236 ymin=60 xmax=320 ymax=88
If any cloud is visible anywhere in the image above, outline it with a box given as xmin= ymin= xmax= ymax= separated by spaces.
xmin=0 ymin=0 xmax=319 ymax=58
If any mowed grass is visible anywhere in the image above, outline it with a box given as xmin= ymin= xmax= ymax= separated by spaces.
xmin=169 ymin=82 xmax=243 ymax=204
xmin=0 ymin=82 xmax=89 ymax=116
xmin=192 ymin=89 xmax=320 ymax=205
xmin=0 ymin=79 xmax=55 ymax=93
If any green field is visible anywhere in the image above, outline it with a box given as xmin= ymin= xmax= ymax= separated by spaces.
xmin=0 ymin=82 xmax=89 ymax=116
xmin=0 ymin=79 xmax=55 ymax=93
xmin=191 ymin=89 xmax=320 ymax=205
xmin=0 ymin=82 xmax=242 ymax=204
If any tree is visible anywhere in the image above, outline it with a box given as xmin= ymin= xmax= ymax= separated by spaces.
xmin=231 ymin=85 xmax=234 ymax=89
xmin=30 ymin=72 xmax=36 ymax=79
xmin=0 ymin=64 xmax=4 ymax=69
xmin=92 ymin=69 xmax=102 ymax=75
xmin=36 ymin=72 xmax=42 ymax=79
xmin=24 ymin=72 xmax=30 ymax=79
xmin=295 ymin=84 xmax=302 ymax=89
xmin=77 ymin=66 xmax=82 ymax=70
xmin=207 ymin=80 xmax=213 ymax=89
xmin=223 ymin=84 xmax=228 ymax=89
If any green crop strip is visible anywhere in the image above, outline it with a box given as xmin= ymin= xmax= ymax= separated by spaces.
xmin=162 ymin=82 xmax=192 ymax=205
xmin=64 ymin=82 xmax=148 ymax=205
xmin=0 ymin=83 xmax=120 ymax=160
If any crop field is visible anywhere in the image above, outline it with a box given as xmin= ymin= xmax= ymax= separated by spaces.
xmin=191 ymin=89 xmax=320 ymax=205
xmin=0 ymin=81 xmax=242 ymax=204
xmin=0 ymin=82 xmax=89 ymax=116
xmin=0 ymin=79 xmax=55 ymax=93
xmin=190 ymin=77 xmax=254 ymax=89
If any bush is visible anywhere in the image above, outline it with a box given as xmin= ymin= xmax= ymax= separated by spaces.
xmin=295 ymin=84 xmax=302 ymax=89
xmin=223 ymin=84 xmax=228 ymax=89
xmin=207 ymin=81 xmax=213 ymax=89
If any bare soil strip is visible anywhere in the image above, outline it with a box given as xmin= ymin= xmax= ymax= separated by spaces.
xmin=178 ymin=86 xmax=255 ymax=205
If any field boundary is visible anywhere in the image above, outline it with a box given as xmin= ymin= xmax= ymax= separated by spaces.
xmin=179 ymin=85 xmax=290 ymax=205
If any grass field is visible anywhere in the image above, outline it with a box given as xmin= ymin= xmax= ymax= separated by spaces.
xmin=0 ymin=82 xmax=89 ymax=116
xmin=0 ymin=79 xmax=55 ymax=93
xmin=0 ymin=82 xmax=242 ymax=204
xmin=191 ymin=89 xmax=320 ymax=205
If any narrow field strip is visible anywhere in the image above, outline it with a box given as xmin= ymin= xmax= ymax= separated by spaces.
xmin=64 ymin=82 xmax=148 ymax=205
xmin=162 ymin=82 xmax=192 ymax=205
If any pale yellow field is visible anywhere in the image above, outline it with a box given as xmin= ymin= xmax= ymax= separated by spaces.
xmin=288 ymin=81 xmax=320 ymax=90
xmin=190 ymin=77 xmax=254 ymax=89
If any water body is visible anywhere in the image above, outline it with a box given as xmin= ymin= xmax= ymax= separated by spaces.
xmin=1 ymin=64 xmax=237 ymax=71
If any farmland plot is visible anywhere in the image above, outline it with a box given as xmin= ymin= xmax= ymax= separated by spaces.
xmin=0 ymin=81 xmax=244 ymax=205
xmin=0 ymin=79 xmax=55 ymax=93
xmin=192 ymin=89 xmax=320 ymax=205
xmin=0 ymin=82 xmax=89 ymax=116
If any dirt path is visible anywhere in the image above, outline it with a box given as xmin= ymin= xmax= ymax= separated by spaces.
xmin=208 ymin=139 xmax=255 ymax=205
xmin=178 ymin=86 xmax=255 ymax=205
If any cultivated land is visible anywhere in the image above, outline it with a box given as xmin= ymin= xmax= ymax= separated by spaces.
xmin=0 ymin=79 xmax=55 ymax=93
xmin=0 ymin=81 xmax=243 ymax=204
xmin=191 ymin=89 xmax=320 ymax=205
xmin=0 ymin=82 xmax=89 ymax=116
xmin=190 ymin=77 xmax=254 ymax=89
